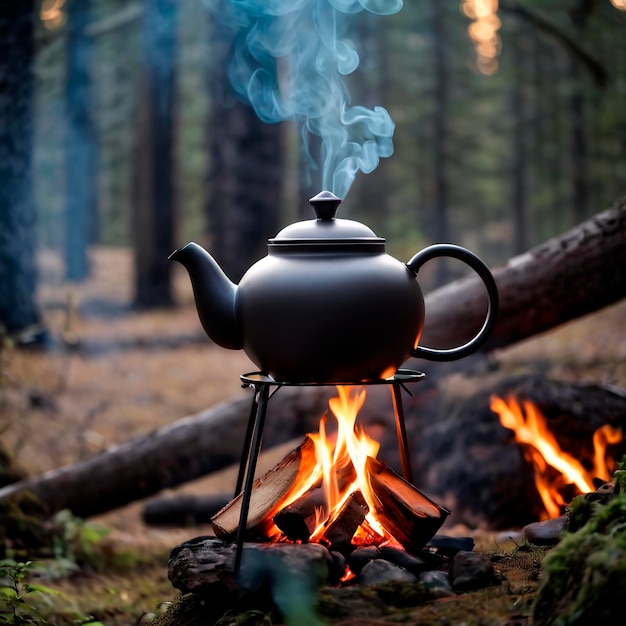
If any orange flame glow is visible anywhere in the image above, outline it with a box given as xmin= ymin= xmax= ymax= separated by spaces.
xmin=491 ymin=395 xmax=622 ymax=519
xmin=279 ymin=386 xmax=394 ymax=544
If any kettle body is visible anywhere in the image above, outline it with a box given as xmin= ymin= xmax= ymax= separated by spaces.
xmin=170 ymin=191 xmax=499 ymax=383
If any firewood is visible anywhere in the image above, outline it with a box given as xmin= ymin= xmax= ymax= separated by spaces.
xmin=273 ymin=485 xmax=326 ymax=541
xmin=211 ymin=436 xmax=316 ymax=540
xmin=366 ymin=457 xmax=449 ymax=553
xmin=318 ymin=490 xmax=368 ymax=549
xmin=272 ymin=458 xmax=358 ymax=541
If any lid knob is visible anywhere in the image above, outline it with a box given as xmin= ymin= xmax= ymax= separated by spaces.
xmin=309 ymin=191 xmax=342 ymax=221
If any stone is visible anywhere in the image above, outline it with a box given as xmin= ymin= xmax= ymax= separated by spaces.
xmin=378 ymin=546 xmax=429 ymax=575
xmin=346 ymin=546 xmax=381 ymax=575
xmin=357 ymin=559 xmax=417 ymax=586
xmin=448 ymin=550 xmax=496 ymax=592
xmin=419 ymin=570 xmax=455 ymax=598
xmin=237 ymin=542 xmax=330 ymax=592
xmin=168 ymin=536 xmax=236 ymax=595
xmin=523 ymin=514 xmax=567 ymax=546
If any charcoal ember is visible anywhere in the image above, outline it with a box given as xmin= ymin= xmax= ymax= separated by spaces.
xmin=357 ymin=559 xmax=418 ymax=586
xmin=418 ymin=570 xmax=455 ymax=598
xmin=416 ymin=548 xmax=445 ymax=570
xmin=425 ymin=534 xmax=475 ymax=557
xmin=378 ymin=546 xmax=429 ymax=575
xmin=347 ymin=546 xmax=381 ymax=575
xmin=449 ymin=550 xmax=497 ymax=592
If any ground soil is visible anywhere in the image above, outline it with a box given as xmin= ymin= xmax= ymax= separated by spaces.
xmin=2 ymin=247 xmax=625 ymax=624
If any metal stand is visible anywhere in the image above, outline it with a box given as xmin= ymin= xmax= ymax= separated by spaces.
xmin=233 ymin=369 xmax=426 ymax=573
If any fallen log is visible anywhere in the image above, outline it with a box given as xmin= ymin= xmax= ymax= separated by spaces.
xmin=0 ymin=202 xmax=624 ymax=519
xmin=0 ymin=390 xmax=332 ymax=519
xmin=418 ymin=197 xmax=626 ymax=354
xmin=142 ymin=493 xmax=232 ymax=526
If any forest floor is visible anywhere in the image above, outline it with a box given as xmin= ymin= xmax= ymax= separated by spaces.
xmin=2 ymin=246 xmax=626 ymax=625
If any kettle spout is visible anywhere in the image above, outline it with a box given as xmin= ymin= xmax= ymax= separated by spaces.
xmin=169 ymin=242 xmax=243 ymax=350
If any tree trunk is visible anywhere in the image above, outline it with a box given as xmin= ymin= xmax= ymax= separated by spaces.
xmin=431 ymin=0 xmax=450 ymax=286
xmin=205 ymin=14 xmax=283 ymax=282
xmin=1 ymin=201 xmax=624 ymax=517
xmin=0 ymin=0 xmax=42 ymax=340
xmin=509 ymin=19 xmax=529 ymax=255
xmin=133 ymin=0 xmax=177 ymax=308
xmin=65 ymin=0 xmax=97 ymax=281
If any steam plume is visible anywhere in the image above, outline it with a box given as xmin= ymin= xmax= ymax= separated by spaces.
xmin=205 ymin=0 xmax=402 ymax=198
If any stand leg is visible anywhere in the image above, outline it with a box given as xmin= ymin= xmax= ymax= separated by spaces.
xmin=234 ymin=383 xmax=270 ymax=574
xmin=391 ymin=382 xmax=413 ymax=484
xmin=234 ymin=390 xmax=260 ymax=497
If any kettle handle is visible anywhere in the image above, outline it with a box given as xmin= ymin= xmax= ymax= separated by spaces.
xmin=406 ymin=244 xmax=499 ymax=362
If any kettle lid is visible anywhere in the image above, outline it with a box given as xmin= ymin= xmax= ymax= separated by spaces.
xmin=269 ymin=191 xmax=385 ymax=250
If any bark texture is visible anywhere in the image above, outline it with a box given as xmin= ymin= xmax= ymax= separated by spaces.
xmin=417 ymin=198 xmax=626 ymax=355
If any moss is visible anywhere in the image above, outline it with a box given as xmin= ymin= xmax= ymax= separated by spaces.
xmin=372 ymin=579 xmax=433 ymax=608
xmin=533 ymin=492 xmax=626 ymax=625
xmin=151 ymin=595 xmax=276 ymax=626
xmin=612 ymin=470 xmax=626 ymax=494
xmin=566 ymin=494 xmax=596 ymax=533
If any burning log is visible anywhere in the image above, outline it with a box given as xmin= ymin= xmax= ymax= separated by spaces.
xmin=212 ymin=436 xmax=317 ymax=540
xmin=367 ymin=457 xmax=449 ymax=552
xmin=317 ymin=490 xmax=368 ymax=549
xmin=273 ymin=459 xmax=357 ymax=541
xmin=273 ymin=486 xmax=326 ymax=541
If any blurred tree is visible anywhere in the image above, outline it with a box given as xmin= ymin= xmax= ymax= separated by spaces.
xmin=567 ymin=0 xmax=592 ymax=224
xmin=0 ymin=0 xmax=43 ymax=342
xmin=431 ymin=0 xmax=451 ymax=285
xmin=508 ymin=18 xmax=529 ymax=254
xmin=133 ymin=0 xmax=177 ymax=307
xmin=65 ymin=0 xmax=98 ymax=280
xmin=204 ymin=14 xmax=283 ymax=282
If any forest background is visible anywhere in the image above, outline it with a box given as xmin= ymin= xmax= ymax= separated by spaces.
xmin=2 ymin=0 xmax=626 ymax=337
xmin=1 ymin=3 xmax=626 ymax=622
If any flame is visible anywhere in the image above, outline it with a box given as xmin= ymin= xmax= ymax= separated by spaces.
xmin=279 ymin=386 xmax=394 ymax=545
xmin=491 ymin=395 xmax=622 ymax=519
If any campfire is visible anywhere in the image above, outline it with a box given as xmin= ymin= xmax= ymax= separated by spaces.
xmin=211 ymin=386 xmax=448 ymax=556
xmin=491 ymin=395 xmax=623 ymax=520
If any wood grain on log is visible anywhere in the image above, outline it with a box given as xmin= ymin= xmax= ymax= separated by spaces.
xmin=367 ymin=457 xmax=449 ymax=552
xmin=316 ymin=490 xmax=368 ymax=548
xmin=212 ymin=437 xmax=316 ymax=540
